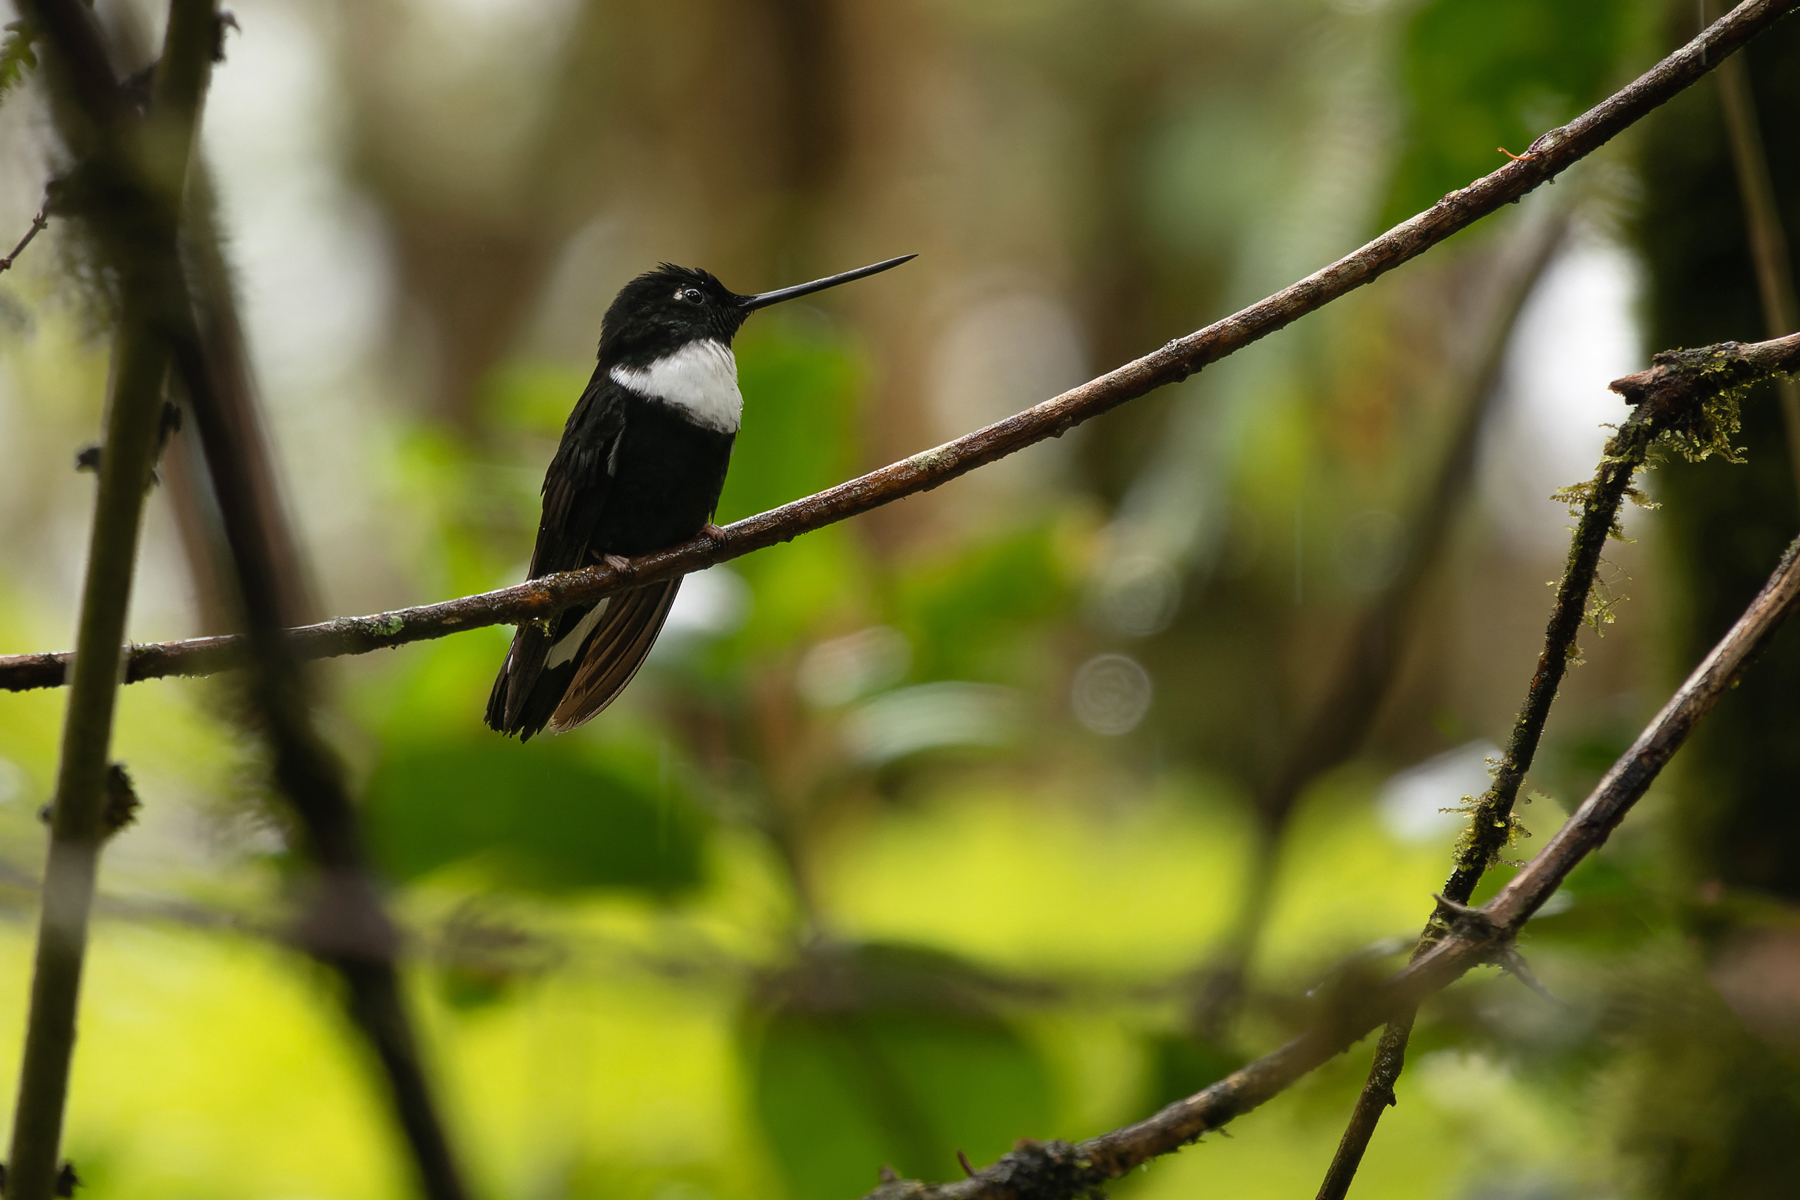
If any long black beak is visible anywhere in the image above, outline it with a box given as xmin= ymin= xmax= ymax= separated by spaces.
xmin=735 ymin=254 xmax=916 ymax=311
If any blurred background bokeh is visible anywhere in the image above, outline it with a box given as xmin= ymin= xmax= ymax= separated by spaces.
xmin=1 ymin=0 xmax=1798 ymax=1197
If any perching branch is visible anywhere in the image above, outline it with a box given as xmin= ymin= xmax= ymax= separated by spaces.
xmin=3 ymin=3 xmax=215 ymax=1199
xmin=4 ymin=0 xmax=1798 ymax=694
xmin=854 ymin=529 xmax=1800 ymax=1200
xmin=1710 ymin=0 xmax=1800 ymax=506
xmin=1313 ymin=330 xmax=1800 ymax=1200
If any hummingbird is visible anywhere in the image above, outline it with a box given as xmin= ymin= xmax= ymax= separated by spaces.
xmin=486 ymin=253 xmax=915 ymax=740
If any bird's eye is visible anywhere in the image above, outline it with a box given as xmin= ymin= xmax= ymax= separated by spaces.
xmin=682 ymin=288 xmax=703 ymax=304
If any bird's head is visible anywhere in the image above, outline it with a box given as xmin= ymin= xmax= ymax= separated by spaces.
xmin=597 ymin=255 xmax=914 ymax=369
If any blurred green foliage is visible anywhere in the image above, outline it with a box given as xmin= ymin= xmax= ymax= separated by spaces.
xmin=1383 ymin=0 xmax=1645 ymax=226
xmin=1 ymin=1 xmax=1797 ymax=1199
xmin=0 ymin=19 xmax=36 ymax=105
xmin=754 ymin=1009 xmax=1051 ymax=1199
xmin=363 ymin=737 xmax=706 ymax=895
xmin=719 ymin=320 xmax=865 ymax=524
xmin=892 ymin=523 xmax=1073 ymax=685
xmin=750 ymin=943 xmax=1055 ymax=1199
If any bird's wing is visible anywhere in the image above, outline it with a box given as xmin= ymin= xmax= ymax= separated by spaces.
xmin=545 ymin=577 xmax=682 ymax=733
xmin=486 ymin=373 xmax=630 ymax=739
xmin=529 ymin=372 xmax=629 ymax=577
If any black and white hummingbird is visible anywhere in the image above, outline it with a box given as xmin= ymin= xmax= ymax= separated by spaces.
xmin=486 ymin=253 xmax=914 ymax=740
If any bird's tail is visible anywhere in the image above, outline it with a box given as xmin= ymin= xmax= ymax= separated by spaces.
xmin=485 ymin=579 xmax=682 ymax=740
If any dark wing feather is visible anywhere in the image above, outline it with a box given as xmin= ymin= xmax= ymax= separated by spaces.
xmin=530 ymin=373 xmax=628 ymax=577
xmin=486 ymin=373 xmax=628 ymax=739
xmin=546 ymin=578 xmax=682 ymax=733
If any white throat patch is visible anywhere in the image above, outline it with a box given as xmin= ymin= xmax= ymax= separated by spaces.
xmin=610 ymin=339 xmax=743 ymax=433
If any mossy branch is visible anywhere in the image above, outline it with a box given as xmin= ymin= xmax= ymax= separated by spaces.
xmin=1313 ymin=329 xmax=1800 ymax=1200
xmin=854 ymin=532 xmax=1800 ymax=1200
xmin=0 ymin=4 xmax=1795 ymax=1198
xmin=1 ymin=331 xmax=1790 ymax=698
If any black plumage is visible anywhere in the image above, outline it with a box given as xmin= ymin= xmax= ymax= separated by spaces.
xmin=487 ymin=255 xmax=912 ymax=739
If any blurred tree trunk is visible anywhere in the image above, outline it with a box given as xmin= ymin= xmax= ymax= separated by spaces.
xmin=1639 ymin=16 xmax=1800 ymax=902
xmin=1625 ymin=9 xmax=1800 ymax=1196
xmin=333 ymin=0 xmax=864 ymax=429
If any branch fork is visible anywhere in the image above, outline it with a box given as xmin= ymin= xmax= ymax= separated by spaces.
xmin=1426 ymin=893 xmax=1555 ymax=1002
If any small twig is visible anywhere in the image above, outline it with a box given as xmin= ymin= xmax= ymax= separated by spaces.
xmin=860 ymin=531 xmax=1800 ymax=1200
xmin=1494 ymin=946 xmax=1559 ymax=1005
xmin=1710 ymin=0 xmax=1800 ymax=510
xmin=1313 ymin=330 xmax=1799 ymax=1200
xmin=1608 ymin=331 xmax=1800 ymax=410
xmin=0 ymin=196 xmax=49 ymax=275
xmin=5 ymin=0 xmax=1797 ymax=695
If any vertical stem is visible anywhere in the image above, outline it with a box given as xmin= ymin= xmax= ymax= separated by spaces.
xmin=166 ymin=229 xmax=472 ymax=1197
xmin=1315 ymin=408 xmax=1662 ymax=1200
xmin=6 ymin=4 xmax=218 ymax=1196
xmin=1314 ymin=1014 xmax=1414 ymax=1200
xmin=7 ymin=306 xmax=169 ymax=1200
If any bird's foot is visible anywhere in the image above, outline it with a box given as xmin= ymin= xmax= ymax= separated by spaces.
xmin=603 ymin=554 xmax=631 ymax=572
xmin=701 ymin=522 xmax=727 ymax=543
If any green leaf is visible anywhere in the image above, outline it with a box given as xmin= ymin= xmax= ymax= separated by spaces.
xmin=892 ymin=521 xmax=1074 ymax=684
xmin=1382 ymin=0 xmax=1640 ymax=226
xmin=0 ymin=20 xmax=38 ymax=105
xmin=1144 ymin=1032 xmax=1244 ymax=1111
xmin=747 ymin=943 xmax=1054 ymax=1199
xmin=362 ymin=737 xmax=707 ymax=896
xmin=717 ymin=317 xmax=865 ymax=524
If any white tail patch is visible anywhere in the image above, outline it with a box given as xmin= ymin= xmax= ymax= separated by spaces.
xmin=610 ymin=339 xmax=742 ymax=433
xmin=546 ymin=598 xmax=611 ymax=668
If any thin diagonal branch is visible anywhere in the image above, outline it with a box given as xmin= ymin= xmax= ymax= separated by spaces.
xmin=3 ymin=3 xmax=214 ymax=1198
xmin=856 ymin=528 xmax=1800 ymax=1200
xmin=4 ymin=0 xmax=1797 ymax=695
xmin=1710 ymin=0 xmax=1800 ymax=507
xmin=1312 ymin=335 xmax=1796 ymax=1200
xmin=855 ymin=314 xmax=1800 ymax=1200
xmin=3 ymin=324 xmax=1792 ymax=700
